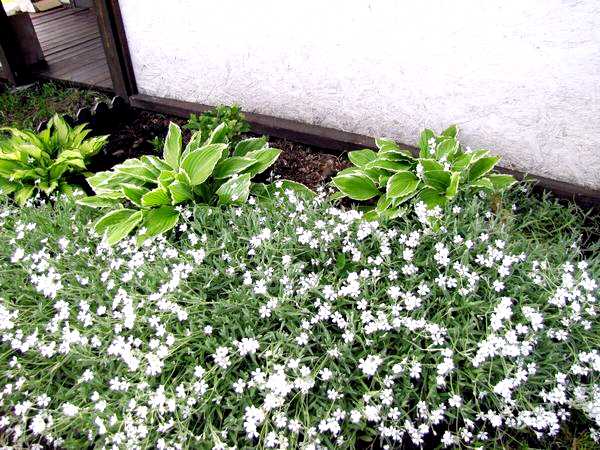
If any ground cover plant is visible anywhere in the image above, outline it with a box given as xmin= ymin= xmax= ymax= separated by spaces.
xmin=0 ymin=114 xmax=108 ymax=204
xmin=0 ymin=183 xmax=598 ymax=449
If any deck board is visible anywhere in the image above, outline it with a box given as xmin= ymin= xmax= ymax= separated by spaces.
xmin=30 ymin=7 xmax=112 ymax=91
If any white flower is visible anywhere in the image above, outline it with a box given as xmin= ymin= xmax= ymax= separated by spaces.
xmin=212 ymin=347 xmax=231 ymax=369
xmin=236 ymin=337 xmax=260 ymax=356
xmin=29 ymin=415 xmax=46 ymax=434
xmin=11 ymin=247 xmax=25 ymax=263
xmin=358 ymin=355 xmax=383 ymax=377
xmin=62 ymin=403 xmax=79 ymax=417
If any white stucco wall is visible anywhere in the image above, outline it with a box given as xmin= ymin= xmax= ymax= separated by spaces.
xmin=119 ymin=0 xmax=600 ymax=189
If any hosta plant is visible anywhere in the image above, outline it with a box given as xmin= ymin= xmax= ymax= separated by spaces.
xmin=77 ymin=121 xmax=284 ymax=245
xmin=332 ymin=125 xmax=516 ymax=219
xmin=0 ymin=114 xmax=107 ymax=205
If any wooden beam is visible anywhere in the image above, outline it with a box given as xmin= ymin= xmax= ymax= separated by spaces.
xmin=129 ymin=93 xmax=600 ymax=207
xmin=93 ymin=0 xmax=136 ymax=98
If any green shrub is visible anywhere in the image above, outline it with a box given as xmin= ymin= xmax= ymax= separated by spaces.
xmin=77 ymin=121 xmax=285 ymax=245
xmin=185 ymin=104 xmax=250 ymax=144
xmin=332 ymin=125 xmax=516 ymax=219
xmin=0 ymin=187 xmax=598 ymax=449
xmin=0 ymin=114 xmax=107 ymax=205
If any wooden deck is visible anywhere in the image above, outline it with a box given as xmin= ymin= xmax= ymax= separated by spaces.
xmin=30 ymin=6 xmax=112 ymax=90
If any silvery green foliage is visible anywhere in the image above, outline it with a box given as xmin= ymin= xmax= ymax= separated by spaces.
xmin=0 ymin=190 xmax=598 ymax=449
xmin=0 ymin=114 xmax=107 ymax=205
xmin=332 ymin=125 xmax=516 ymax=219
xmin=77 ymin=122 xmax=285 ymax=245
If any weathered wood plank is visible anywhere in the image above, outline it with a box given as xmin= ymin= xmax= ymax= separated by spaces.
xmin=30 ymin=6 xmax=112 ymax=90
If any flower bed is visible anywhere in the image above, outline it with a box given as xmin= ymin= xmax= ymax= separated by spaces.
xmin=0 ymin=185 xmax=598 ymax=449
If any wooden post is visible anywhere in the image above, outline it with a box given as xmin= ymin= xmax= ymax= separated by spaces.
xmin=0 ymin=5 xmax=19 ymax=84
xmin=0 ymin=6 xmax=46 ymax=85
xmin=93 ymin=0 xmax=137 ymax=99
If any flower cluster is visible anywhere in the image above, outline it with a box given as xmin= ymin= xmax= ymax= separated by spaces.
xmin=0 ymin=188 xmax=598 ymax=449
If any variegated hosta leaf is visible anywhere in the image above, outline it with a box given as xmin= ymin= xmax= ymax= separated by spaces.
xmin=213 ymin=156 xmax=256 ymax=179
xmin=114 ymin=158 xmax=158 ymax=183
xmin=233 ymin=137 xmax=268 ymax=157
xmin=243 ymin=148 xmax=281 ymax=177
xmin=168 ymin=180 xmax=193 ymax=204
xmin=13 ymin=185 xmax=35 ymax=206
xmin=136 ymin=206 xmax=180 ymax=246
xmin=141 ymin=187 xmax=171 ymax=207
xmin=163 ymin=122 xmax=183 ymax=169
xmin=216 ymin=173 xmax=251 ymax=205
xmin=94 ymin=208 xmax=143 ymax=246
xmin=180 ymin=144 xmax=226 ymax=186
xmin=348 ymin=149 xmax=377 ymax=168
xmin=331 ymin=172 xmax=379 ymax=201
xmin=386 ymin=171 xmax=420 ymax=198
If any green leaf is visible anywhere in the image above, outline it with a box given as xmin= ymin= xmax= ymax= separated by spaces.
xmin=180 ymin=144 xmax=226 ymax=186
xmin=470 ymin=177 xmax=494 ymax=190
xmin=441 ymin=124 xmax=459 ymax=138
xmin=419 ymin=159 xmax=444 ymax=172
xmin=419 ymin=187 xmax=447 ymax=208
xmin=122 ymin=184 xmax=148 ymax=207
xmin=348 ymin=149 xmax=377 ymax=168
xmin=331 ymin=173 xmax=379 ymax=201
xmin=157 ymin=170 xmax=176 ymax=190
xmin=105 ymin=211 xmax=143 ymax=246
xmin=215 ymin=173 xmax=251 ymax=205
xmin=468 ymin=156 xmax=500 ymax=181
xmin=183 ymin=131 xmax=204 ymax=157
xmin=163 ymin=122 xmax=183 ymax=169
xmin=366 ymin=159 xmax=411 ymax=173
xmin=114 ymin=158 xmax=157 ymax=183
xmin=0 ymin=177 xmax=20 ymax=195
xmin=386 ymin=171 xmax=420 ymax=198
xmin=169 ymin=180 xmax=194 ymax=204
xmin=423 ymin=170 xmax=452 ymax=191
xmin=376 ymin=194 xmax=392 ymax=212
xmin=435 ymin=138 xmax=459 ymax=160
xmin=418 ymin=129 xmax=435 ymax=157
xmin=329 ymin=190 xmax=346 ymax=201
xmin=244 ymin=148 xmax=282 ymax=177
xmin=206 ymin=123 xmax=229 ymax=144
xmin=38 ymin=180 xmax=58 ymax=195
xmin=488 ymin=174 xmax=516 ymax=191
xmin=141 ymin=155 xmax=171 ymax=173
xmin=76 ymin=195 xmax=120 ymax=208
xmin=336 ymin=167 xmax=362 ymax=177
xmin=13 ymin=185 xmax=35 ymax=205
xmin=446 ymin=172 xmax=461 ymax=198
xmin=391 ymin=189 xmax=419 ymax=207
xmin=136 ymin=206 xmax=180 ymax=245
xmin=471 ymin=149 xmax=491 ymax=160
xmin=375 ymin=138 xmax=414 ymax=160
xmin=233 ymin=137 xmax=268 ymax=157
xmin=451 ymin=152 xmax=473 ymax=171
xmin=271 ymin=180 xmax=316 ymax=200
xmin=141 ymin=187 xmax=171 ymax=207
xmin=213 ymin=156 xmax=256 ymax=179
xmin=94 ymin=208 xmax=143 ymax=245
